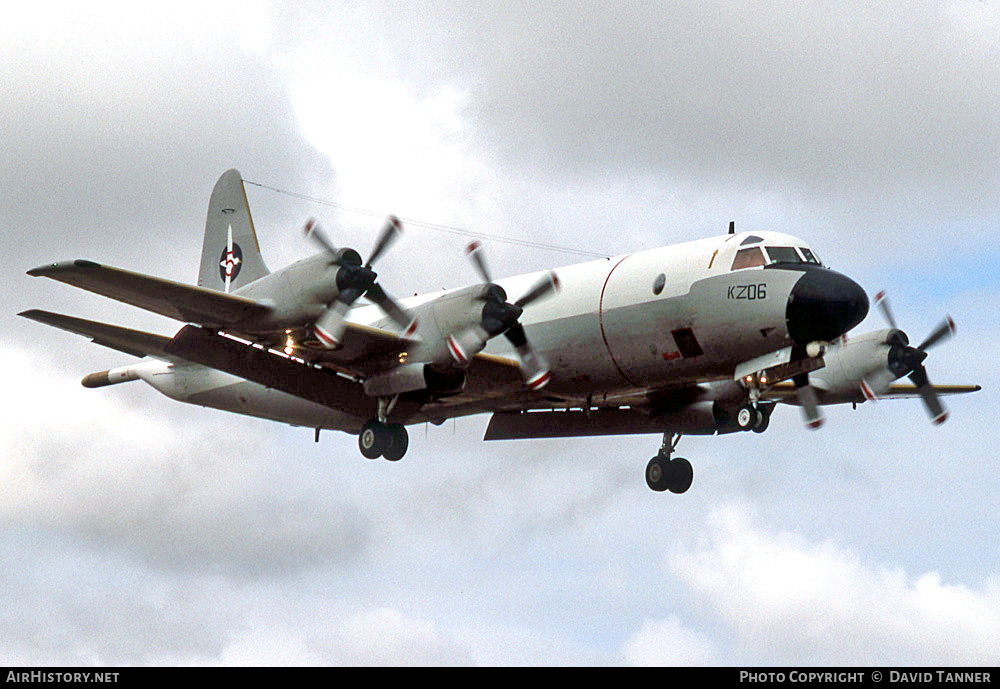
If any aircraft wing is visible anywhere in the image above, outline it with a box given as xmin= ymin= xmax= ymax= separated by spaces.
xmin=162 ymin=324 xmax=533 ymax=421
xmin=763 ymin=381 xmax=981 ymax=404
xmin=19 ymin=309 xmax=176 ymax=360
xmin=27 ymin=260 xmax=270 ymax=328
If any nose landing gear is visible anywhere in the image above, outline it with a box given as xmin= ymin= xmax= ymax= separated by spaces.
xmin=645 ymin=433 xmax=693 ymax=494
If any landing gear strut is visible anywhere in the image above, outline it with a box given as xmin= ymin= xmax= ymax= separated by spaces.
xmin=645 ymin=433 xmax=694 ymax=494
xmin=358 ymin=419 xmax=409 ymax=461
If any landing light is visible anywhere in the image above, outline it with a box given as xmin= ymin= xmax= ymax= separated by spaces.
xmin=284 ymin=335 xmax=295 ymax=355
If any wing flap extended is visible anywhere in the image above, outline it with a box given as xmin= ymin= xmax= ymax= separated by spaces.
xmin=27 ymin=260 xmax=270 ymax=328
xmin=163 ymin=324 xmax=385 ymax=419
xmin=19 ymin=309 xmax=175 ymax=359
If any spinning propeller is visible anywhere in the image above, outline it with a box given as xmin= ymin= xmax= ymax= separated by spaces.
xmin=304 ymin=216 xmax=415 ymax=348
xmin=863 ymin=291 xmax=956 ymax=424
xmin=793 ymin=371 xmax=824 ymax=430
xmin=447 ymin=241 xmax=560 ymax=389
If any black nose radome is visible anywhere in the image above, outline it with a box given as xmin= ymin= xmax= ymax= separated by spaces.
xmin=786 ymin=268 xmax=869 ymax=346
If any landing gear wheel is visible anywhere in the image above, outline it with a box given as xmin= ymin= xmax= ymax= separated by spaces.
xmin=359 ymin=420 xmax=388 ymax=459
xmin=737 ymin=404 xmax=762 ymax=431
xmin=751 ymin=406 xmax=771 ymax=433
xmin=646 ymin=456 xmax=669 ymax=492
xmin=382 ymin=423 xmax=409 ymax=462
xmin=667 ymin=457 xmax=693 ymax=494
xmin=645 ymin=455 xmax=694 ymax=494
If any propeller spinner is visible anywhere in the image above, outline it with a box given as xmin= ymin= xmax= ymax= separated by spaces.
xmin=304 ymin=216 xmax=416 ymax=348
xmin=447 ymin=242 xmax=560 ymax=389
xmin=867 ymin=291 xmax=956 ymax=424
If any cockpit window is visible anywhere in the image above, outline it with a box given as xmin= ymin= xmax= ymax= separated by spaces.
xmin=740 ymin=235 xmax=763 ymax=246
xmin=764 ymin=246 xmax=802 ymax=264
xmin=799 ymin=247 xmax=820 ymax=264
xmin=731 ymin=247 xmax=766 ymax=270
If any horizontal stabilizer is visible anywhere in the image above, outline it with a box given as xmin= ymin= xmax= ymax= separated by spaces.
xmin=27 ymin=260 xmax=270 ymax=328
xmin=19 ymin=309 xmax=174 ymax=359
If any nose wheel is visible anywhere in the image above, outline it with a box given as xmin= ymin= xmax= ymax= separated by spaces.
xmin=645 ymin=433 xmax=694 ymax=494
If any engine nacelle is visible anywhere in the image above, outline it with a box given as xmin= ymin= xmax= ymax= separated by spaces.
xmin=809 ymin=328 xmax=905 ymax=400
xmin=363 ymin=362 xmax=465 ymax=397
xmin=406 ymin=284 xmax=493 ymax=365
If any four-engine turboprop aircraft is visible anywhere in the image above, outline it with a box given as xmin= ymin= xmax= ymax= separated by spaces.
xmin=20 ymin=170 xmax=980 ymax=493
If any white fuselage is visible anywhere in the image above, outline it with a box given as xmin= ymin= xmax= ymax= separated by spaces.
xmin=137 ymin=230 xmax=840 ymax=434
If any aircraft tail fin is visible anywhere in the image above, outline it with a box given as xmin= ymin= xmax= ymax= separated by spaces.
xmin=198 ymin=169 xmax=270 ymax=293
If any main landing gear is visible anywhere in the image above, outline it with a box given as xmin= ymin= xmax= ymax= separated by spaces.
xmin=645 ymin=433 xmax=694 ymax=494
xmin=736 ymin=402 xmax=772 ymax=433
xmin=358 ymin=396 xmax=409 ymax=461
xmin=358 ymin=419 xmax=409 ymax=461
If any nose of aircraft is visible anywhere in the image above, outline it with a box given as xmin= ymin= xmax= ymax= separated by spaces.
xmin=786 ymin=268 xmax=869 ymax=346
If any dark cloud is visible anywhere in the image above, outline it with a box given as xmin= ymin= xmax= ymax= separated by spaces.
xmin=295 ymin=1 xmax=1000 ymax=263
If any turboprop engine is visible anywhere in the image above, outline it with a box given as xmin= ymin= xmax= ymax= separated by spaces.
xmin=414 ymin=242 xmax=560 ymax=389
xmin=810 ymin=291 xmax=957 ymax=424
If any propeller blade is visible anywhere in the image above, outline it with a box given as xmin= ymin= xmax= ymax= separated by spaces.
xmin=465 ymin=241 xmax=492 ymax=284
xmin=860 ymin=368 xmax=895 ymax=402
xmin=313 ymin=299 xmax=352 ymax=349
xmin=908 ymin=365 xmax=948 ymax=424
xmin=446 ymin=326 xmax=490 ymax=367
xmin=860 ymin=378 xmax=878 ymax=403
xmin=366 ymin=283 xmax=417 ymax=335
xmin=917 ymin=316 xmax=956 ymax=352
xmin=504 ymin=323 xmax=551 ymax=389
xmin=303 ymin=218 xmax=341 ymax=260
xmin=514 ymin=271 xmax=560 ymax=308
xmin=874 ymin=290 xmax=898 ymax=330
xmin=365 ymin=215 xmax=402 ymax=268
xmin=793 ymin=373 xmax=824 ymax=430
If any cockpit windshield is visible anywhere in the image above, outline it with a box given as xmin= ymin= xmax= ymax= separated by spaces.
xmin=799 ymin=247 xmax=820 ymax=264
xmin=764 ymin=246 xmax=802 ymax=264
xmin=730 ymin=241 xmax=822 ymax=271
xmin=730 ymin=247 xmax=766 ymax=270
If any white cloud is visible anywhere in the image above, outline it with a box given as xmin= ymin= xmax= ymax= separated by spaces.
xmin=668 ymin=505 xmax=1000 ymax=665
xmin=1 ymin=346 xmax=369 ymax=579
xmin=621 ymin=616 xmax=720 ymax=666
xmin=219 ymin=607 xmax=472 ymax=666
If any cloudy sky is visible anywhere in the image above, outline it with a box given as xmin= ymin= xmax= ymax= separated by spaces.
xmin=3 ymin=1 xmax=998 ymax=666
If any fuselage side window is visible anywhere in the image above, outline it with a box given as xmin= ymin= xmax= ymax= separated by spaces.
xmin=764 ymin=246 xmax=802 ymax=264
xmin=731 ymin=247 xmax=766 ymax=271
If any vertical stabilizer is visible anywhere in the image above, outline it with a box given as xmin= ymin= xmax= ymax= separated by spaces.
xmin=198 ymin=169 xmax=270 ymax=292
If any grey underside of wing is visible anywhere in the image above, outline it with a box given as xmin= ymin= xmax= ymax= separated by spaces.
xmin=18 ymin=309 xmax=175 ymax=359
xmin=27 ymin=260 xmax=269 ymax=327
xmin=764 ymin=382 xmax=982 ymax=403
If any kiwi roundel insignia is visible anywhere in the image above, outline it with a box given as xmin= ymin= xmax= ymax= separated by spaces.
xmin=219 ymin=242 xmax=243 ymax=282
